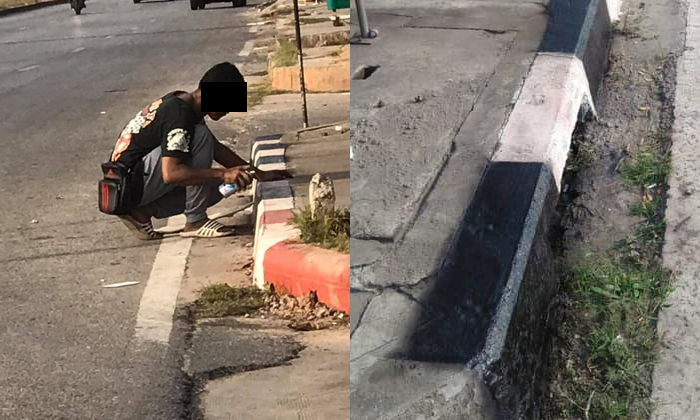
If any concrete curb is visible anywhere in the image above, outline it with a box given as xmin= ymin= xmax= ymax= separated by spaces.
xmin=0 ymin=0 xmax=68 ymax=16
xmin=350 ymin=0 xmax=613 ymax=418
xmin=264 ymin=242 xmax=350 ymax=313
xmin=448 ymin=0 xmax=613 ymax=415
xmin=251 ymin=134 xmax=299 ymax=289
xmin=250 ymin=132 xmax=350 ymax=314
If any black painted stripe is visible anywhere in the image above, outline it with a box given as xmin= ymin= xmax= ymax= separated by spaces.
xmin=396 ymin=162 xmax=550 ymax=364
xmin=253 ymin=134 xmax=284 ymax=142
xmin=256 ymin=155 xmax=286 ymax=165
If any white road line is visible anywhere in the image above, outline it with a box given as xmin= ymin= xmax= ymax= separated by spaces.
xmin=18 ymin=65 xmax=40 ymax=72
xmin=72 ymin=47 xmax=85 ymax=53
xmin=238 ymin=40 xmax=256 ymax=57
xmin=134 ymin=218 xmax=192 ymax=344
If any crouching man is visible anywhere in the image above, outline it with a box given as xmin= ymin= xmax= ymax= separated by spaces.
xmin=102 ymin=62 xmax=290 ymax=240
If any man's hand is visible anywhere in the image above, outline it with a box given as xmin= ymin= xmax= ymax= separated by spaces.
xmin=256 ymin=169 xmax=293 ymax=182
xmin=223 ymin=167 xmax=254 ymax=189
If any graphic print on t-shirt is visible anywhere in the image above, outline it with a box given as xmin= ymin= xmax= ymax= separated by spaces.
xmin=112 ymin=99 xmax=164 ymax=161
xmin=166 ymin=128 xmax=190 ymax=153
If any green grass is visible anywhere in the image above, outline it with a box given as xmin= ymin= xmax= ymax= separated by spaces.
xmin=273 ymin=40 xmax=299 ymax=68
xmin=548 ymin=129 xmax=673 ymax=420
xmin=290 ymin=207 xmax=350 ymax=253
xmin=621 ymin=147 xmax=670 ymax=187
xmin=247 ymin=83 xmax=286 ymax=108
xmin=552 ymin=259 xmax=671 ymax=420
xmin=195 ymin=284 xmax=266 ymax=318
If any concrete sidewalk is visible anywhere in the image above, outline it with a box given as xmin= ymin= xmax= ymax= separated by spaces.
xmin=652 ymin=0 xmax=700 ymax=418
xmin=350 ymin=0 xmax=612 ymax=418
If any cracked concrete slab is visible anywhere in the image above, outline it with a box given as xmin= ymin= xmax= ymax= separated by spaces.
xmin=350 ymin=291 xmax=374 ymax=335
xmin=351 ymin=359 xmax=498 ymax=420
xmin=350 ymin=289 xmax=428 ymax=362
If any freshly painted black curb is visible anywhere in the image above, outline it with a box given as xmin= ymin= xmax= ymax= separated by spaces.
xmin=386 ymin=0 xmax=612 ymax=417
xmin=540 ymin=0 xmax=612 ymax=99
xmin=0 ymin=0 xmax=69 ymax=17
xmin=394 ymin=162 xmax=559 ymax=418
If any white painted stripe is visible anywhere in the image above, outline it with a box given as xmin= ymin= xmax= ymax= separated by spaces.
xmin=253 ymin=47 xmax=267 ymax=51
xmin=134 ymin=219 xmax=193 ymax=344
xmin=255 ymin=148 xmax=285 ymax=159
xmin=72 ymin=47 xmax=85 ymax=53
xmin=251 ymin=139 xmax=282 ymax=156
xmin=247 ymin=20 xmax=273 ymax=26
xmin=252 ymin=197 xmax=296 ymax=279
xmin=238 ymin=40 xmax=256 ymax=57
xmin=253 ymin=224 xmax=300 ymax=288
xmin=258 ymin=162 xmax=287 ymax=171
xmin=492 ymin=54 xmax=593 ymax=190
xmin=260 ymin=197 xmax=295 ymax=210
xmin=606 ymin=0 xmax=622 ymax=23
xmin=18 ymin=65 xmax=40 ymax=72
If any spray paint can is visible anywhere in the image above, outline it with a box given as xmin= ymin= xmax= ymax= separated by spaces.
xmin=219 ymin=169 xmax=256 ymax=198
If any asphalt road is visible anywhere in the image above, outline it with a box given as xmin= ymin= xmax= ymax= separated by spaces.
xmin=0 ymin=1 xmax=264 ymax=418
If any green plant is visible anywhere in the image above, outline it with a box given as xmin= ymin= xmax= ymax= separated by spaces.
xmin=621 ymin=148 xmax=670 ymax=187
xmin=290 ymin=207 xmax=350 ymax=253
xmin=552 ymin=258 xmax=672 ymax=420
xmin=273 ymin=40 xmax=299 ymax=67
xmin=195 ymin=284 xmax=266 ymax=318
xmin=247 ymin=83 xmax=286 ymax=108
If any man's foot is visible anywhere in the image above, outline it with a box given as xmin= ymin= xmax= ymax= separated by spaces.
xmin=118 ymin=208 xmax=163 ymax=240
xmin=180 ymin=219 xmax=235 ymax=238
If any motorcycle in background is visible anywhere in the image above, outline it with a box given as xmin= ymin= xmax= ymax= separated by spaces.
xmin=70 ymin=0 xmax=85 ymax=14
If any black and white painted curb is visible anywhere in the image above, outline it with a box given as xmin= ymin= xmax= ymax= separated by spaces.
xmin=493 ymin=0 xmax=619 ymax=182
xmin=351 ymin=0 xmax=617 ymax=418
xmin=250 ymin=134 xmax=298 ymax=289
xmin=458 ymin=0 xmax=618 ymax=416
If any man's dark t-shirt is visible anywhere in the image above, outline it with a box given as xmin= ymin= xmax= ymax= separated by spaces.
xmin=110 ymin=91 xmax=203 ymax=168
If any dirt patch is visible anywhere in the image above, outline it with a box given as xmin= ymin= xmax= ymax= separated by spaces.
xmin=541 ymin=0 xmax=685 ymax=418
xmin=260 ymin=290 xmax=349 ymax=330
xmin=195 ymin=284 xmax=266 ymax=318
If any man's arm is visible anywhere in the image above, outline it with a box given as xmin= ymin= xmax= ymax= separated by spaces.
xmin=213 ymin=138 xmax=293 ymax=182
xmin=162 ymin=156 xmax=252 ymax=187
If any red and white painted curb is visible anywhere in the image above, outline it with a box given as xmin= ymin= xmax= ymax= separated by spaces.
xmin=250 ymin=133 xmax=350 ymax=313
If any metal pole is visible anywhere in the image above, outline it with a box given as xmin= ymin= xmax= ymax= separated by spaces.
xmin=292 ymin=0 xmax=309 ymax=128
xmin=355 ymin=0 xmax=371 ymax=38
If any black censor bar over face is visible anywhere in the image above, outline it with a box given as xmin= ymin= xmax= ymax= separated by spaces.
xmin=201 ymin=82 xmax=247 ymax=112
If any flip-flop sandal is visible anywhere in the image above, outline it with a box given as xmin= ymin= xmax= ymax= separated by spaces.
xmin=155 ymin=202 xmax=254 ymax=235
xmin=180 ymin=219 xmax=235 ymax=238
xmin=118 ymin=215 xmax=164 ymax=240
